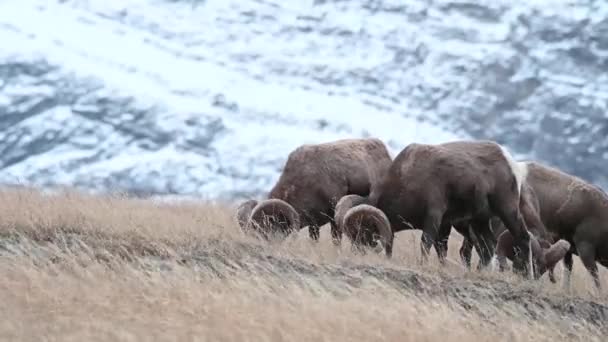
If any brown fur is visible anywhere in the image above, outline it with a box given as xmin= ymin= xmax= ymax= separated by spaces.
xmin=508 ymin=161 xmax=608 ymax=289
xmin=236 ymin=138 xmax=392 ymax=243
xmin=346 ymin=140 xmax=536 ymax=277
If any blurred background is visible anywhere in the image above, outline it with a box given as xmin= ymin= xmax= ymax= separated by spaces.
xmin=1 ymin=0 xmax=607 ymax=202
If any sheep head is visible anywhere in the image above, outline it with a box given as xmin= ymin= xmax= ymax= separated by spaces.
xmin=334 ymin=194 xmax=368 ymax=231
xmin=245 ymin=199 xmax=301 ymax=241
xmin=539 ymin=239 xmax=571 ymax=274
xmin=342 ymin=204 xmax=394 ymax=257
xmin=495 ymin=230 xmax=570 ymax=279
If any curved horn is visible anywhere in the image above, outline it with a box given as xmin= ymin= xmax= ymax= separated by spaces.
xmin=334 ymin=194 xmax=368 ymax=231
xmin=247 ymin=199 xmax=301 ymax=240
xmin=343 ymin=204 xmax=393 ymax=257
xmin=235 ymin=199 xmax=258 ymax=230
xmin=542 ymin=240 xmax=571 ymax=271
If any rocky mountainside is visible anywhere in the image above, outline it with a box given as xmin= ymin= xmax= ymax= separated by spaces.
xmin=1 ymin=0 xmax=607 ymax=201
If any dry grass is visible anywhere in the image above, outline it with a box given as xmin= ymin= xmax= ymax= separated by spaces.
xmin=0 ymin=187 xmax=606 ymax=341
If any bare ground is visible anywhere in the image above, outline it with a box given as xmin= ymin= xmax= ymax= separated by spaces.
xmin=0 ymin=187 xmax=606 ymax=341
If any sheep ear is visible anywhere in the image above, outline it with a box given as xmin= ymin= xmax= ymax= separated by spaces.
xmin=543 ymin=240 xmax=571 ymax=269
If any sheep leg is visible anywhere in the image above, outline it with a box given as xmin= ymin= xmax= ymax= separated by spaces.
xmin=420 ymin=210 xmax=444 ymax=266
xmin=433 ymin=220 xmax=452 ymax=266
xmin=330 ymin=220 xmax=342 ymax=246
xmin=548 ymin=268 xmax=557 ymax=283
xmin=459 ymin=238 xmax=474 ymax=270
xmin=384 ymin=235 xmax=394 ymax=258
xmin=562 ymin=250 xmax=574 ymax=290
xmin=576 ymin=241 xmax=601 ymax=292
xmin=473 ymin=220 xmax=496 ymax=271
xmin=453 ymin=222 xmax=474 ymax=269
xmin=308 ymin=226 xmax=320 ymax=241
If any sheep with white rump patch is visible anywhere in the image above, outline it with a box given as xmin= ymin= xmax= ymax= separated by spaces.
xmin=495 ymin=161 xmax=608 ymax=290
xmin=339 ymin=140 xmax=542 ymax=278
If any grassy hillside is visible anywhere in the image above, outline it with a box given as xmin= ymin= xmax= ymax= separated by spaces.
xmin=0 ymin=188 xmax=606 ymax=341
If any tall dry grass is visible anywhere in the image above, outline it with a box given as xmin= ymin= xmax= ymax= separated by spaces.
xmin=0 ymin=187 xmax=605 ymax=341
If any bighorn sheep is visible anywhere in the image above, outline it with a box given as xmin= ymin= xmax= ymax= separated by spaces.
xmin=236 ymin=138 xmax=392 ymax=243
xmin=498 ymin=161 xmax=608 ymax=290
xmin=340 ymin=140 xmax=543 ymax=277
xmin=337 ymin=197 xmax=506 ymax=267
xmin=494 ymin=229 xmax=571 ymax=280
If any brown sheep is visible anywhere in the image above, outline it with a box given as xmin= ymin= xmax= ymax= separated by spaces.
xmin=494 ymin=229 xmax=571 ymax=280
xmin=341 ymin=140 xmax=544 ymax=278
xmin=236 ymin=138 xmax=392 ymax=243
xmin=498 ymin=161 xmax=608 ymax=290
xmin=336 ymin=195 xmax=499 ymax=261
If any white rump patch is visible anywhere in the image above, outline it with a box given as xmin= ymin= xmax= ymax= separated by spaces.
xmin=499 ymin=145 xmax=529 ymax=198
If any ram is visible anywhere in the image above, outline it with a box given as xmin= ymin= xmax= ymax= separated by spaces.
xmin=340 ymin=140 xmax=547 ymax=278
xmin=236 ymin=138 xmax=392 ymax=243
xmin=497 ymin=161 xmax=608 ymax=290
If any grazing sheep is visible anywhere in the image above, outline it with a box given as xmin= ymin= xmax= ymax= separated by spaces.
xmin=458 ymin=180 xmax=559 ymax=282
xmin=506 ymin=161 xmax=608 ymax=290
xmin=341 ymin=140 xmax=543 ymax=278
xmin=334 ymin=194 xmax=369 ymax=237
xmin=236 ymin=138 xmax=392 ymax=243
xmin=494 ymin=229 xmax=571 ymax=280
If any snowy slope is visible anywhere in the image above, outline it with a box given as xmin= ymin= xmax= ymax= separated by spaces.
xmin=1 ymin=0 xmax=607 ymax=201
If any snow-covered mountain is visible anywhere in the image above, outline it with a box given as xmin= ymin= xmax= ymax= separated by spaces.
xmin=1 ymin=0 xmax=607 ymax=201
